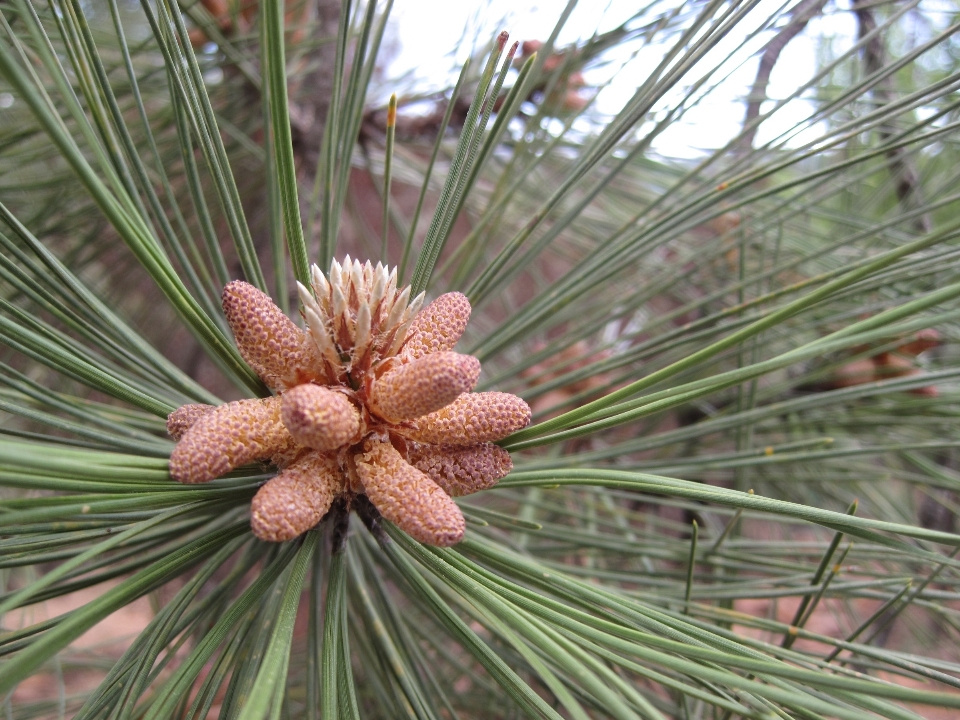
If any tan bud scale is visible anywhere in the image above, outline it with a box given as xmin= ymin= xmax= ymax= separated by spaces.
xmin=403 ymin=392 xmax=531 ymax=445
xmin=281 ymin=384 xmax=360 ymax=451
xmin=169 ymin=397 xmax=291 ymax=483
xmin=370 ymin=352 xmax=480 ymax=422
xmin=251 ymin=451 xmax=342 ymax=542
xmin=166 ymin=403 xmax=213 ymax=440
xmin=407 ymin=442 xmax=512 ymax=496
xmin=403 ymin=292 xmax=472 ymax=359
xmin=355 ymin=439 xmax=465 ymax=546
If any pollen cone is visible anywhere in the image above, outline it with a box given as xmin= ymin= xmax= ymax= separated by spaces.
xmin=407 ymin=442 xmax=512 ymax=496
xmin=222 ymin=280 xmax=325 ymax=390
xmin=402 ymin=292 xmax=472 ymax=359
xmin=251 ymin=451 xmax=342 ymax=542
xmin=355 ymin=438 xmax=465 ymax=546
xmin=166 ymin=403 xmax=214 ymax=440
xmin=370 ymin=352 xmax=480 ymax=422
xmin=169 ymin=397 xmax=292 ymax=483
xmin=280 ymin=384 xmax=361 ymax=451
xmin=402 ymin=392 xmax=531 ymax=445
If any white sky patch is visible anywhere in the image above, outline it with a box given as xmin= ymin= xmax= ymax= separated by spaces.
xmin=385 ymin=0 xmax=865 ymax=158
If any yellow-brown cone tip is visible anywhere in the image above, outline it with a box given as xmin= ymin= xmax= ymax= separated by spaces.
xmin=169 ymin=397 xmax=293 ymax=483
xmin=250 ymin=451 xmax=342 ymax=542
xmin=407 ymin=442 xmax=512 ymax=497
xmin=280 ymin=384 xmax=361 ymax=451
xmin=402 ymin=392 xmax=531 ymax=445
xmin=370 ymin=352 xmax=480 ymax=422
xmin=166 ymin=403 xmax=214 ymax=440
xmin=355 ymin=439 xmax=465 ymax=546
xmin=222 ymin=280 xmax=325 ymax=390
xmin=402 ymin=292 xmax=472 ymax=359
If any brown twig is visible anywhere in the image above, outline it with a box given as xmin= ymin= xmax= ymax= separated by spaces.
xmin=853 ymin=0 xmax=931 ymax=234
xmin=738 ymin=0 xmax=828 ymax=152
xmin=353 ymin=493 xmax=389 ymax=545
xmin=328 ymin=498 xmax=351 ymax=554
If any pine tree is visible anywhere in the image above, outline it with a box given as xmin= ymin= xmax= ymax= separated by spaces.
xmin=2 ymin=0 xmax=960 ymax=717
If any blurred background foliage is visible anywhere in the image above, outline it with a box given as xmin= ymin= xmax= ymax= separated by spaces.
xmin=1 ymin=0 xmax=960 ymax=717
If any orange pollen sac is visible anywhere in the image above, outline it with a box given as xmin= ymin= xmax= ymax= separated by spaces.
xmin=222 ymin=280 xmax=325 ymax=390
xmin=369 ymin=351 xmax=480 ymax=422
xmin=354 ymin=438 xmax=465 ymax=547
xmin=166 ymin=403 xmax=213 ymax=440
xmin=402 ymin=392 xmax=532 ymax=445
xmin=250 ymin=451 xmax=343 ymax=542
xmin=167 ymin=260 xmax=532 ymax=546
xmin=402 ymin=292 xmax=472 ymax=359
xmin=407 ymin=442 xmax=513 ymax=497
xmin=169 ymin=397 xmax=293 ymax=484
xmin=281 ymin=384 xmax=360 ymax=451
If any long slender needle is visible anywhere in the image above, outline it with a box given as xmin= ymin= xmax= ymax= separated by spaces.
xmin=382 ymin=93 xmax=397 ymax=262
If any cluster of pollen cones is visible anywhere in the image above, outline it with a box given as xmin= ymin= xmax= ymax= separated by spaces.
xmin=167 ymin=258 xmax=531 ymax=546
